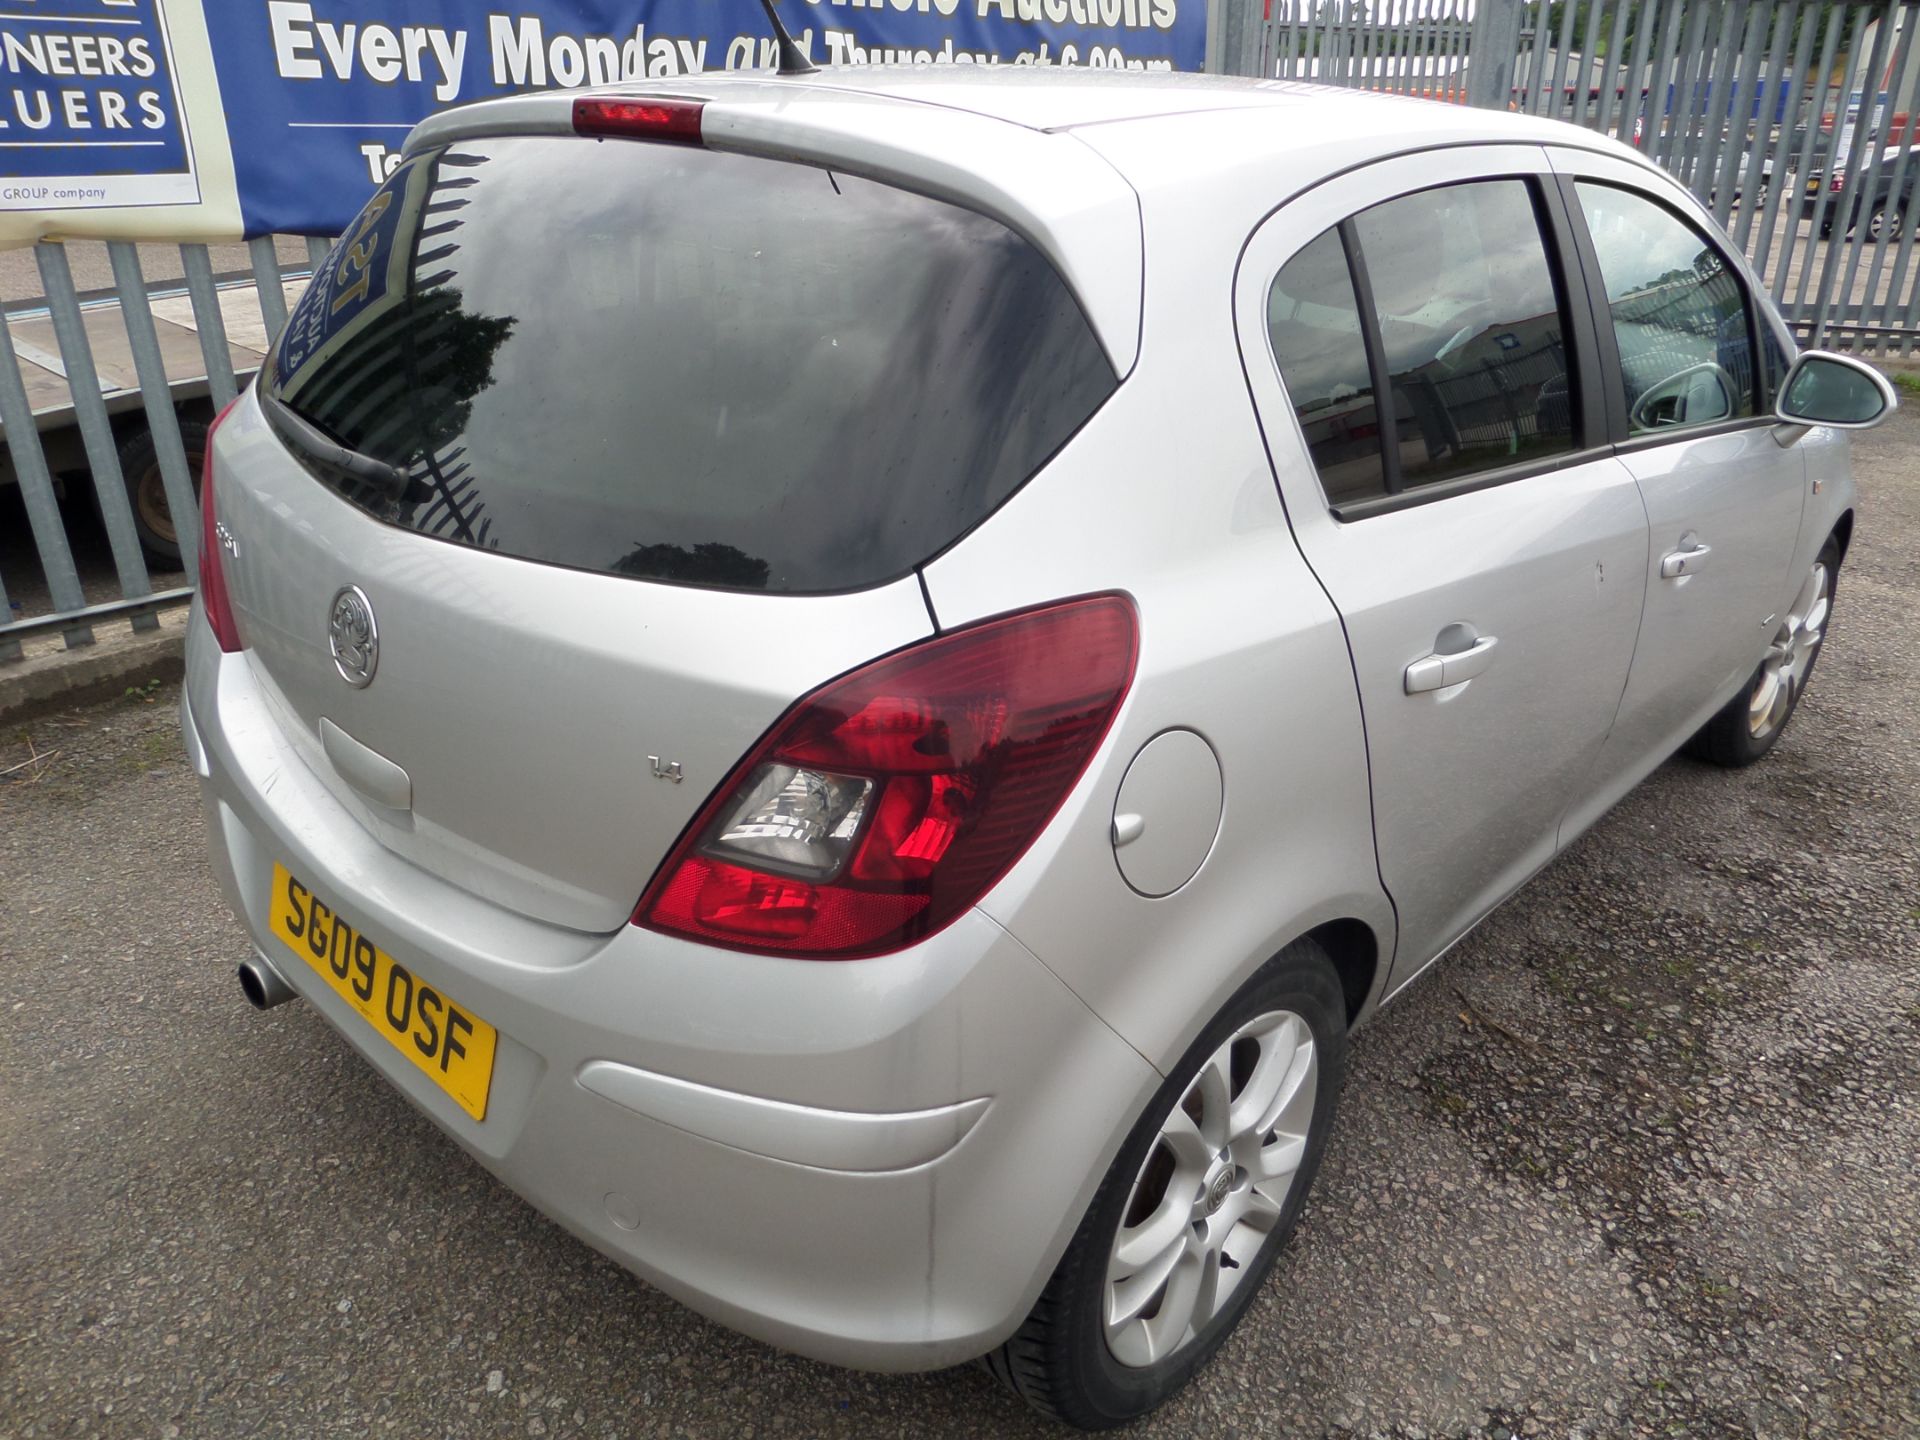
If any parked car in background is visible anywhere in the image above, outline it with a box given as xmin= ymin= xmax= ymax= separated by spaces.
xmin=1709 ymin=154 xmax=1773 ymax=213
xmin=183 ymin=71 xmax=1892 ymax=1429
xmin=1804 ymin=141 xmax=1920 ymax=238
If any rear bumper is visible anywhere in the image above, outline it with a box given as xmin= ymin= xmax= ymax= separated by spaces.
xmin=182 ymin=615 xmax=1159 ymax=1371
xmin=1801 ymin=190 xmax=1865 ymax=225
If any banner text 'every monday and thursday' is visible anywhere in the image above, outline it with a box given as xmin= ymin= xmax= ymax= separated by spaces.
xmin=0 ymin=0 xmax=1203 ymax=244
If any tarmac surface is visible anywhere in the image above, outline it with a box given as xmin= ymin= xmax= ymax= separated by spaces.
xmin=2 ymin=413 xmax=1917 ymax=1437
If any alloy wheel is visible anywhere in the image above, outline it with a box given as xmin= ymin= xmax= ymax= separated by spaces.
xmin=1103 ymin=1009 xmax=1318 ymax=1368
xmin=1749 ymin=560 xmax=1831 ymax=740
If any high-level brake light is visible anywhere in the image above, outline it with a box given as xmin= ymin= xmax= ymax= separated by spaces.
xmin=572 ymin=98 xmax=705 ymax=144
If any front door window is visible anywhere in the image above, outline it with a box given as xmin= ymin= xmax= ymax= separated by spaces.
xmin=1575 ymin=182 xmax=1758 ymax=436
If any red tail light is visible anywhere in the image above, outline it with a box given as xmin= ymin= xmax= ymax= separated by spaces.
xmin=199 ymin=395 xmax=244 ymax=653
xmin=572 ymin=97 xmax=704 ymax=143
xmin=637 ymin=595 xmax=1139 ymax=959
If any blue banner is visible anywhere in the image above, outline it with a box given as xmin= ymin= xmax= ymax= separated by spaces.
xmin=0 ymin=0 xmax=202 ymax=215
xmin=213 ymin=0 xmax=1203 ymax=237
xmin=3 ymin=0 xmax=1202 ymax=244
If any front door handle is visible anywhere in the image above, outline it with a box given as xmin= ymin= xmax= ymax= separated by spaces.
xmin=1661 ymin=541 xmax=1713 ymax=579
xmin=1405 ymin=635 xmax=1499 ymax=694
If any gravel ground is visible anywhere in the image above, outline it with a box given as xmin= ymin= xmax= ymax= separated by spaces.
xmin=2 ymin=416 xmax=1916 ymax=1438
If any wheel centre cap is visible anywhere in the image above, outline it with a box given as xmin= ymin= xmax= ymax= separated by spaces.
xmin=1204 ymin=1167 xmax=1234 ymax=1215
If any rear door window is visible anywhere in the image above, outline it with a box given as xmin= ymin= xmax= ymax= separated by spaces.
xmin=266 ymin=136 xmax=1117 ymax=594
xmin=1267 ymin=177 xmax=1579 ymax=508
xmin=1353 ymin=180 xmax=1578 ymax=489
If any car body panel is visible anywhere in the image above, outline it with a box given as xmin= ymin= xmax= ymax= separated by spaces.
xmin=721 ymin=68 xmax=1360 ymax=130
xmin=919 ymin=137 xmax=1393 ymax=1064
xmin=1594 ymin=425 xmax=1805 ymax=775
xmin=1229 ymin=144 xmax=1650 ymax=986
xmin=184 ymin=630 xmax=1161 ymax=1367
xmin=1543 ymin=145 xmax=1838 ymax=839
xmin=184 ymin=71 xmax=1868 ymax=1378
xmin=210 ymin=389 xmax=936 ymax=933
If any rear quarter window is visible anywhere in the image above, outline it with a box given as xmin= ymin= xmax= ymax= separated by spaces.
xmin=267 ymin=136 xmax=1118 ymax=594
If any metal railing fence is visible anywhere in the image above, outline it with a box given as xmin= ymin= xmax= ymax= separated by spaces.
xmin=7 ymin=2 xmax=1920 ymax=663
xmin=0 ymin=236 xmax=328 ymax=662
xmin=1239 ymin=0 xmax=1920 ymax=357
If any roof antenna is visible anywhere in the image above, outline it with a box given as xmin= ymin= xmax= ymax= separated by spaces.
xmin=756 ymin=0 xmax=819 ymax=75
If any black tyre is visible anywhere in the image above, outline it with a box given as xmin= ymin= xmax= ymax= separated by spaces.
xmin=116 ymin=420 xmax=206 ymax=573
xmin=1685 ymin=537 xmax=1840 ymax=768
xmin=987 ymin=939 xmax=1348 ymax=1429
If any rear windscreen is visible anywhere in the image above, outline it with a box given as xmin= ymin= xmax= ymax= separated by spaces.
xmin=264 ymin=134 xmax=1118 ymax=593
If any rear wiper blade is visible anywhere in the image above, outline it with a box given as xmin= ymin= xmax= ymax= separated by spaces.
xmin=260 ymin=390 xmax=410 ymax=497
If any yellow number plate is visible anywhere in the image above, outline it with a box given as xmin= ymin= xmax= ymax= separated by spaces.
xmin=268 ymin=862 xmax=497 ymax=1120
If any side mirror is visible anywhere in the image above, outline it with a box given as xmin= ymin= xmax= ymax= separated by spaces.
xmin=1776 ymin=350 xmax=1898 ymax=429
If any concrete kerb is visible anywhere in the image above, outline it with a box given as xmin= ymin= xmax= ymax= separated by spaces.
xmin=0 ymin=603 xmax=189 ymax=727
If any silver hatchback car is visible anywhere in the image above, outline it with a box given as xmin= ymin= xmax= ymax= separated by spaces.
xmin=185 ymin=70 xmax=1892 ymax=1427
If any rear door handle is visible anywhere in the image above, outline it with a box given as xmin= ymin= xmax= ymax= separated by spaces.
xmin=1405 ymin=635 xmax=1499 ymax=694
xmin=1660 ymin=541 xmax=1713 ymax=579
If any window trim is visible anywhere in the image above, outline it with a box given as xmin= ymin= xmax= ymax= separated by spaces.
xmin=1337 ymin=217 xmax=1404 ymax=496
xmin=1327 ymin=441 xmax=1616 ymax=522
xmin=1543 ymin=174 xmax=1626 ymax=446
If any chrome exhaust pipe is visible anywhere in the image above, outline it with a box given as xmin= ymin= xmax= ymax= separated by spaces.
xmin=238 ymin=952 xmax=298 ymax=1010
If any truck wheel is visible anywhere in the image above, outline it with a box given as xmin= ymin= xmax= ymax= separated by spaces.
xmin=117 ymin=421 xmax=206 ymax=573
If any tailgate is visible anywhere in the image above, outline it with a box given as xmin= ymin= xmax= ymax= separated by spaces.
xmin=212 ymin=392 xmax=934 ymax=933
